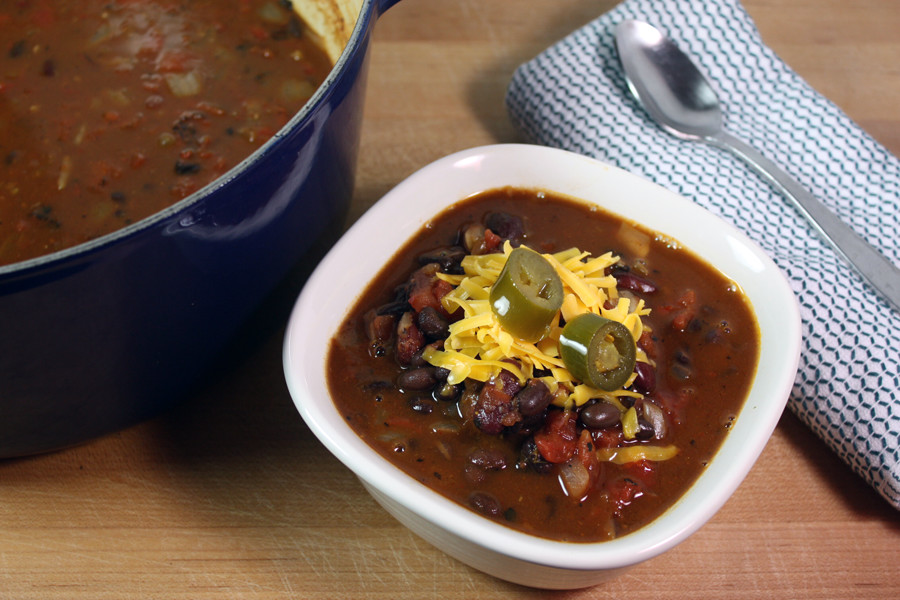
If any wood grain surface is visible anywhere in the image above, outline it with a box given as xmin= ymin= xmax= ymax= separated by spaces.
xmin=2 ymin=1 xmax=898 ymax=598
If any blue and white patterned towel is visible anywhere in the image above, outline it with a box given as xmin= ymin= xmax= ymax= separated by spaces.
xmin=506 ymin=0 xmax=900 ymax=509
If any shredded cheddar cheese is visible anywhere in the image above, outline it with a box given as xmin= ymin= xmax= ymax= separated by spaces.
xmin=595 ymin=444 xmax=680 ymax=464
xmin=423 ymin=241 xmax=652 ymax=409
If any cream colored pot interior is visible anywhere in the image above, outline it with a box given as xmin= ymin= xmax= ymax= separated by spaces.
xmin=294 ymin=0 xmax=366 ymax=64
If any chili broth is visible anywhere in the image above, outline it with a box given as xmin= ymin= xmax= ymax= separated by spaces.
xmin=327 ymin=187 xmax=761 ymax=542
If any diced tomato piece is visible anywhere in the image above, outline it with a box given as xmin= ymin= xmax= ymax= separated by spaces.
xmin=250 ymin=25 xmax=269 ymax=41
xmin=591 ymin=428 xmax=623 ymax=449
xmin=667 ymin=289 xmax=697 ymax=332
xmin=638 ymin=330 xmax=658 ymax=360
xmin=607 ymin=477 xmax=643 ymax=517
xmin=407 ymin=264 xmax=450 ymax=316
xmin=156 ymin=50 xmax=198 ymax=73
xmin=483 ymin=228 xmax=502 ymax=253
xmin=533 ymin=410 xmax=578 ymax=463
xmin=433 ymin=278 xmax=454 ymax=305
xmin=623 ymin=458 xmax=656 ymax=488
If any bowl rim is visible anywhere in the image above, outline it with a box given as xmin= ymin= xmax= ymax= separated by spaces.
xmin=283 ymin=143 xmax=801 ymax=570
xmin=0 ymin=0 xmax=381 ymax=279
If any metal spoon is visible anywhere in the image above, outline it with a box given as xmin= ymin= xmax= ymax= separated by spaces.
xmin=614 ymin=19 xmax=900 ymax=311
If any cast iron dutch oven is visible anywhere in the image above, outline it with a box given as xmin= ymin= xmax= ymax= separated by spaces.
xmin=0 ymin=0 xmax=401 ymax=457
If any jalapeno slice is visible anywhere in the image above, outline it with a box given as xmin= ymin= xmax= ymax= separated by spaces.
xmin=489 ymin=247 xmax=563 ymax=343
xmin=558 ymin=313 xmax=636 ymax=391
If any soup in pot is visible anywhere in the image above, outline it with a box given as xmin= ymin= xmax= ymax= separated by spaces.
xmin=0 ymin=0 xmax=333 ymax=266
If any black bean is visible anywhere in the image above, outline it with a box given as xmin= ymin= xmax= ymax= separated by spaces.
xmin=514 ymin=379 xmax=552 ymax=417
xmin=416 ymin=306 xmax=449 ymax=339
xmin=407 ymin=349 xmax=427 ymax=368
xmin=375 ymin=299 xmax=410 ymax=317
xmin=631 ymin=361 xmax=657 ymax=394
xmin=580 ymin=401 xmax=620 ymax=429
xmin=174 ymin=159 xmax=201 ymax=175
xmin=670 ymin=361 xmax=692 ymax=381
xmin=287 ymin=15 xmax=304 ymax=39
xmin=635 ymin=418 xmax=655 ymax=440
xmin=417 ymin=246 xmax=466 ymax=272
xmin=362 ymin=380 xmax=392 ymax=393
xmin=518 ymin=437 xmax=552 ymax=473
xmin=9 ymin=40 xmax=26 ymax=58
xmin=397 ymin=367 xmax=438 ymax=391
xmin=485 ymin=212 xmax=524 ymax=241
xmin=464 ymin=463 xmax=486 ymax=485
xmin=407 ymin=396 xmax=434 ymax=414
xmin=433 ymin=382 xmax=461 ymax=402
xmin=468 ymin=448 xmax=508 ymax=471
xmin=468 ymin=491 xmax=502 ymax=517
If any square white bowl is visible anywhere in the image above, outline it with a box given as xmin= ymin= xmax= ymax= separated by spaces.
xmin=283 ymin=144 xmax=801 ymax=589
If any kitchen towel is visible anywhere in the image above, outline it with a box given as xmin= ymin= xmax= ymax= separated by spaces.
xmin=506 ymin=0 xmax=900 ymax=508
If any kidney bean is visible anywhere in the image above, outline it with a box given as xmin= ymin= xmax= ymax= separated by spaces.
xmin=495 ymin=368 xmax=523 ymax=398
xmin=614 ymin=272 xmax=658 ymax=295
xmin=397 ymin=367 xmax=438 ymax=391
xmin=514 ymin=379 xmax=552 ymax=417
xmin=468 ymin=491 xmax=502 ymax=517
xmin=363 ymin=309 xmax=395 ymax=358
xmin=416 ymin=306 xmax=449 ymax=339
xmin=580 ymin=401 xmax=620 ymax=429
xmin=395 ymin=311 xmax=424 ymax=365
xmin=473 ymin=384 xmax=518 ymax=434
xmin=631 ymin=361 xmax=657 ymax=394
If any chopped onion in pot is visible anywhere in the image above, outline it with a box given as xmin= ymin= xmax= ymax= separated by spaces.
xmin=165 ymin=71 xmax=202 ymax=97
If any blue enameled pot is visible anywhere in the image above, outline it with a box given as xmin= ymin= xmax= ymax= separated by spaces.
xmin=0 ymin=0 xmax=402 ymax=457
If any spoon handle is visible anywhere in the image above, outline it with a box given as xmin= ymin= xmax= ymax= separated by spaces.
xmin=709 ymin=130 xmax=900 ymax=311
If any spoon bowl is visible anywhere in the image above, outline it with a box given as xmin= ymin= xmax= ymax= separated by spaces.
xmin=614 ymin=19 xmax=900 ymax=311
xmin=616 ymin=20 xmax=722 ymax=138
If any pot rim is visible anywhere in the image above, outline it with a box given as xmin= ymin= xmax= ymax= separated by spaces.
xmin=0 ymin=0 xmax=382 ymax=279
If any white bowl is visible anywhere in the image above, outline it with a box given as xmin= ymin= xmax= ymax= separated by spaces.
xmin=282 ymin=143 xmax=801 ymax=589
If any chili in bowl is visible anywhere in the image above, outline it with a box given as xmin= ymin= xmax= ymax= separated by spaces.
xmin=282 ymin=144 xmax=801 ymax=589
